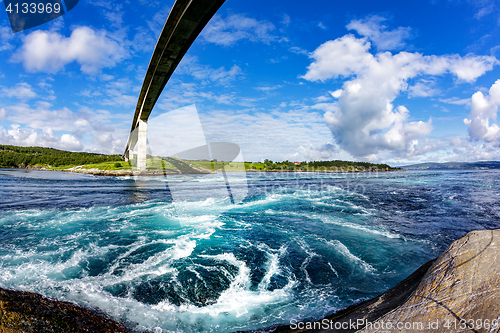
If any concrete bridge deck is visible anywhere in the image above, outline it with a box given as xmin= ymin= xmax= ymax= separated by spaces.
xmin=124 ymin=0 xmax=226 ymax=170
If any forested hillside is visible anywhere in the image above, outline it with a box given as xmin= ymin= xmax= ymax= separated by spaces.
xmin=0 ymin=145 xmax=122 ymax=168
xmin=244 ymin=159 xmax=396 ymax=171
xmin=0 ymin=145 xmax=399 ymax=172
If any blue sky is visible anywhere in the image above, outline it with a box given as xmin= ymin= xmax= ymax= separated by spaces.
xmin=1 ymin=0 xmax=500 ymax=165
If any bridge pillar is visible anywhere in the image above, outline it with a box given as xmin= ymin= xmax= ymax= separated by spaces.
xmin=137 ymin=119 xmax=148 ymax=172
xmin=124 ymin=149 xmax=132 ymax=162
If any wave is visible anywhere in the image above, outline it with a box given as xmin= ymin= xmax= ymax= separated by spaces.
xmin=319 ymin=215 xmax=402 ymax=239
xmin=2 ymin=170 xmax=466 ymax=332
xmin=327 ymin=240 xmax=376 ymax=274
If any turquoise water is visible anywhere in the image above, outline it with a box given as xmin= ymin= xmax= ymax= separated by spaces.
xmin=0 ymin=169 xmax=499 ymax=332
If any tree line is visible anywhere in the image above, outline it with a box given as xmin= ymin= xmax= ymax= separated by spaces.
xmin=0 ymin=145 xmax=122 ymax=168
xmin=260 ymin=159 xmax=396 ymax=171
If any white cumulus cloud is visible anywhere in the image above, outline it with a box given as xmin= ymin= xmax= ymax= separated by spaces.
xmin=1 ymin=102 xmax=128 ymax=154
xmin=13 ymin=26 xmax=127 ymax=74
xmin=297 ymin=143 xmax=336 ymax=161
xmin=464 ymin=79 xmax=500 ymax=143
xmin=0 ymin=125 xmax=83 ymax=151
xmin=302 ymin=35 xmax=372 ymax=81
xmin=302 ymin=31 xmax=497 ymax=158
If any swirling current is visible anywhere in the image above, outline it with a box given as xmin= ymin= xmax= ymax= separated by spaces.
xmin=0 ymin=169 xmax=499 ymax=332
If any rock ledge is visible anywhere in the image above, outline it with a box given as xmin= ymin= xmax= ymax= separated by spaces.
xmin=0 ymin=287 xmax=128 ymax=333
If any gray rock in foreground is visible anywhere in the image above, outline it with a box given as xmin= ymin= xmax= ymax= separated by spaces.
xmin=359 ymin=229 xmax=500 ymax=333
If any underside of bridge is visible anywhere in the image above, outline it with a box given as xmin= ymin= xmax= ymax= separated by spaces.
xmin=123 ymin=0 xmax=226 ymax=171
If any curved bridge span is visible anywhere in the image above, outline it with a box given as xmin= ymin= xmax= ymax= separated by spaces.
xmin=124 ymin=0 xmax=226 ymax=170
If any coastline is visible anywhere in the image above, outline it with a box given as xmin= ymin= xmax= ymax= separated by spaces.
xmin=0 ymin=166 xmax=403 ymax=177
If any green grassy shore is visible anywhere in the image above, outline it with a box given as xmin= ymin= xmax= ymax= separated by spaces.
xmin=0 ymin=145 xmax=401 ymax=175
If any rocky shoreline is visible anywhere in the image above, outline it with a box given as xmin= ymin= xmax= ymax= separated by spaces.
xmin=62 ymin=167 xmax=182 ymax=176
xmin=0 ymin=287 xmax=128 ymax=333
xmin=2 ymin=229 xmax=497 ymax=333
xmin=1 ymin=166 xmax=402 ymax=177
xmin=65 ymin=168 xmax=399 ymax=176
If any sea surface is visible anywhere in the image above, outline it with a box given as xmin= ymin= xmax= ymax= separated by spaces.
xmin=0 ymin=169 xmax=499 ymax=332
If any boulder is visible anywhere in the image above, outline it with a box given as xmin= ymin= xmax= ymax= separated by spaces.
xmin=358 ymin=229 xmax=500 ymax=333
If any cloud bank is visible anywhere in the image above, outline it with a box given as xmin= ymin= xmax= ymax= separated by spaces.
xmin=303 ymin=26 xmax=498 ymax=159
xmin=13 ymin=27 xmax=126 ymax=74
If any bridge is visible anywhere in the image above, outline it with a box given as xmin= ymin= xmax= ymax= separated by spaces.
xmin=123 ymin=0 xmax=226 ymax=171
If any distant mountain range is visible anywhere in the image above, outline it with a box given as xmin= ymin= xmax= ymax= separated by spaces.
xmin=401 ymin=161 xmax=500 ymax=170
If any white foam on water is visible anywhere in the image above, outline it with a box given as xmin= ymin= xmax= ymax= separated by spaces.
xmin=0 ymin=223 xmax=230 ymax=331
xmin=1 ymin=237 xmax=117 ymax=285
xmin=335 ymin=199 xmax=375 ymax=214
xmin=0 ymin=178 xmax=435 ymax=332
xmin=235 ymin=186 xmax=364 ymax=214
xmin=256 ymin=244 xmax=287 ymax=291
xmin=171 ymin=197 xmax=234 ymax=217
xmin=296 ymin=240 xmax=320 ymax=285
xmin=169 ymin=236 xmax=198 ymax=261
xmin=171 ymin=214 xmax=219 ymax=227
xmin=327 ymin=262 xmax=339 ymax=277
xmin=327 ymin=240 xmax=376 ymax=274
xmin=1 ymin=220 xmax=207 ymax=293
xmin=145 ymin=252 xmax=295 ymax=331
xmin=100 ymin=236 xmax=198 ymax=285
xmin=241 ymin=190 xmax=312 ymax=210
xmin=312 ymin=200 xmax=374 ymax=215
xmin=319 ymin=215 xmax=401 ymax=239
xmin=325 ymin=185 xmax=344 ymax=192
xmin=237 ymin=192 xmax=285 ymax=209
